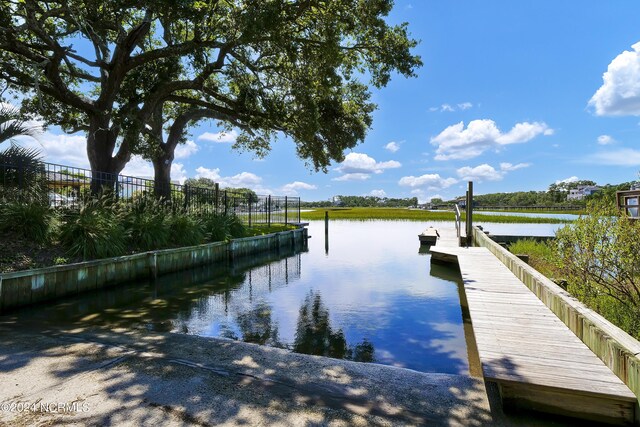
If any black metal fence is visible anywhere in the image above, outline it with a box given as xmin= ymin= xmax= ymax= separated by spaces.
xmin=0 ymin=161 xmax=301 ymax=225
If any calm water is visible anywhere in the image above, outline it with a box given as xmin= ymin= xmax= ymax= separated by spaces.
xmin=5 ymin=220 xmax=567 ymax=373
xmin=475 ymin=221 xmax=566 ymax=236
xmin=476 ymin=211 xmax=579 ymax=220
xmin=6 ymin=220 xmax=480 ymax=375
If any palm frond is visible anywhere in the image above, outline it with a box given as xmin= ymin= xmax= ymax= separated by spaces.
xmin=0 ymin=104 xmax=42 ymax=144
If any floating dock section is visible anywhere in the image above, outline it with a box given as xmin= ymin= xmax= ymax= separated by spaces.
xmin=429 ymin=228 xmax=636 ymax=425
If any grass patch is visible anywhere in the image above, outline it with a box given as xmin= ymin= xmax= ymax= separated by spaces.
xmin=245 ymin=224 xmax=298 ymax=237
xmin=508 ymin=239 xmax=558 ymax=278
xmin=299 ymin=207 xmax=572 ymax=223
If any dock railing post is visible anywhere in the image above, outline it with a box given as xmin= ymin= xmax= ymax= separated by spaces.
xmin=466 ymin=181 xmax=473 ymax=246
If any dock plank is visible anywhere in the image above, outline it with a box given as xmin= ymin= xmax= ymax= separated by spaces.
xmin=429 ymin=234 xmax=636 ymax=424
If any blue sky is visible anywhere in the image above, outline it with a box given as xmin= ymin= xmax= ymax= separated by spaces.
xmin=16 ymin=1 xmax=640 ymax=202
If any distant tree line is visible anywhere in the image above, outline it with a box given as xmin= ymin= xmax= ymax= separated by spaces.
xmin=301 ymin=195 xmax=418 ymax=208
xmin=452 ymin=180 xmax=638 ymax=208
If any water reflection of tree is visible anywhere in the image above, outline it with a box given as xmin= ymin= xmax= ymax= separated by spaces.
xmin=236 ymin=302 xmax=281 ymax=347
xmin=293 ymin=292 xmax=375 ymax=363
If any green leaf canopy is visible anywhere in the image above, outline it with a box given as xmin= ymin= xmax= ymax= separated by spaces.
xmin=0 ymin=0 xmax=421 ymax=184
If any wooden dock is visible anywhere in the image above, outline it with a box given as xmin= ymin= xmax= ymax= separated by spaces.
xmin=430 ymin=229 xmax=637 ymax=425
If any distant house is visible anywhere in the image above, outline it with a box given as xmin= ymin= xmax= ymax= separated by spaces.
xmin=567 ymin=185 xmax=601 ymax=201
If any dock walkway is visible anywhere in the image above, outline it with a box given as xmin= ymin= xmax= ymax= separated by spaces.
xmin=430 ymin=229 xmax=636 ymax=424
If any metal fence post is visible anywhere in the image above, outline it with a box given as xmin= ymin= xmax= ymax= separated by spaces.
xmin=214 ymin=183 xmax=219 ymax=212
xmin=248 ymin=200 xmax=252 ymax=227
xmin=284 ymin=196 xmax=288 ymax=225
xmin=268 ymin=195 xmax=271 ymax=227
xmin=224 ymin=190 xmax=228 ymax=216
xmin=298 ymin=197 xmax=301 ymax=223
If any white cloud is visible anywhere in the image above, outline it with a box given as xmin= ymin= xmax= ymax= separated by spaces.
xmin=585 ymin=148 xmax=640 ymax=166
xmin=121 ymin=156 xmax=187 ymax=184
xmin=195 ymin=166 xmax=273 ymax=193
xmin=384 ymin=141 xmax=401 ymax=153
xmin=332 ymin=173 xmax=371 ymax=182
xmin=499 ymin=162 xmax=530 ymax=171
xmin=408 ymin=189 xmax=444 ymax=205
xmin=171 ymin=163 xmax=188 ymax=184
xmin=223 ymin=171 xmax=262 ymax=187
xmin=334 ymin=152 xmax=401 ymax=181
xmin=370 ymin=189 xmax=387 ymax=197
xmin=431 ymin=119 xmax=553 ymax=161
xmin=597 ymin=135 xmax=615 ymax=145
xmin=556 ymin=176 xmax=579 ymax=184
xmin=454 ymin=162 xmax=530 ymax=182
xmin=16 ymin=131 xmax=89 ymax=168
xmin=174 ymin=140 xmax=199 ymax=159
xmin=456 ymin=164 xmax=503 ymax=182
xmin=429 ymin=102 xmax=473 ymax=113
xmin=195 ymin=166 xmax=221 ymax=181
xmin=589 ymin=42 xmax=640 ymax=116
xmin=197 ymin=130 xmax=238 ymax=143
xmin=337 ymin=152 xmax=401 ymax=174
xmin=121 ymin=156 xmax=154 ymax=178
xmin=398 ymin=174 xmax=458 ymax=190
xmin=280 ymin=181 xmax=317 ymax=196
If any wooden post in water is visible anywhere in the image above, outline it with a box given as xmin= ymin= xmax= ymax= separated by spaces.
xmin=325 ymin=211 xmax=329 ymax=254
xmin=466 ymin=181 xmax=473 ymax=246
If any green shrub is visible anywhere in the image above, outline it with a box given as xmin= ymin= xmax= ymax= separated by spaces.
xmin=0 ymin=201 xmax=54 ymax=243
xmin=202 ymin=213 xmax=246 ymax=242
xmin=167 ymin=214 xmax=205 ymax=247
xmin=0 ymin=145 xmax=48 ymax=203
xmin=227 ymin=214 xmax=246 ymax=238
xmin=555 ymin=199 xmax=640 ymax=339
xmin=59 ymin=199 xmax=126 ymax=259
xmin=122 ymin=199 xmax=170 ymax=251
xmin=202 ymin=213 xmax=230 ymax=242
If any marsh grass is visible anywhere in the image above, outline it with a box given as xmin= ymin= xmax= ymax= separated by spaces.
xmin=300 ymin=207 xmax=572 ymax=223
xmin=508 ymin=239 xmax=558 ymax=278
xmin=245 ymin=224 xmax=297 ymax=236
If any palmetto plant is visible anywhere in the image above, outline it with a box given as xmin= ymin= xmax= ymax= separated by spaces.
xmin=0 ymin=103 xmax=41 ymax=145
xmin=0 ymin=104 xmax=45 ymax=202
xmin=0 ymin=144 xmax=47 ymax=203
xmin=59 ymin=197 xmax=126 ymax=260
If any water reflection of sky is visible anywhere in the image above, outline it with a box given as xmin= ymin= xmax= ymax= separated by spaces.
xmin=475 ymin=222 xmax=566 ymax=236
xmin=175 ymin=220 xmax=470 ymax=374
xmin=3 ymin=219 xmax=570 ymax=374
xmin=476 ymin=211 xmax=579 ymax=220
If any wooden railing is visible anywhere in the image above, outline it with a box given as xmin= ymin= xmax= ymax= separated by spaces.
xmin=454 ymin=203 xmax=461 ymax=238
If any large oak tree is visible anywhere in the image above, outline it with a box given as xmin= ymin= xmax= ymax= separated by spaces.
xmin=0 ymin=0 xmax=421 ymax=194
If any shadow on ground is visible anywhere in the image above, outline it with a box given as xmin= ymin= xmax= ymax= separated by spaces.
xmin=0 ymin=322 xmax=495 ymax=426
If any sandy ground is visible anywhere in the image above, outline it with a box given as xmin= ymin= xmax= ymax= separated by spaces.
xmin=0 ymin=322 xmax=586 ymax=427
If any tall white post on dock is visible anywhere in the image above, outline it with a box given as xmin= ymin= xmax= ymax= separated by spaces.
xmin=466 ymin=181 xmax=473 ymax=246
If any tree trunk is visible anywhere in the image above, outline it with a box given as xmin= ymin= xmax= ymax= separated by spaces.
xmin=152 ymin=153 xmax=173 ymax=200
xmin=86 ymin=116 xmax=127 ymax=195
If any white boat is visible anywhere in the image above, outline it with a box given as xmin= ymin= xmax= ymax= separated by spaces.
xmin=418 ymin=227 xmax=439 ymax=245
